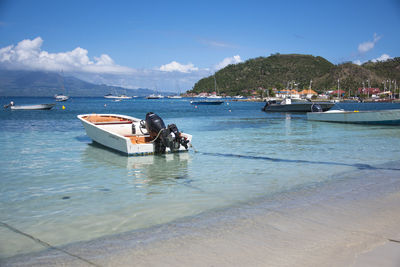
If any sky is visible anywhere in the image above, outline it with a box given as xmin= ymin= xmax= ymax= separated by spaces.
xmin=0 ymin=0 xmax=399 ymax=92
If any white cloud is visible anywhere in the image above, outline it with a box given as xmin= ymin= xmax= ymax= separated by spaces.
xmin=358 ymin=33 xmax=381 ymax=53
xmin=0 ymin=37 xmax=134 ymax=74
xmin=0 ymin=37 xmax=244 ymax=92
xmin=159 ymin=61 xmax=199 ymax=73
xmin=353 ymin=53 xmax=391 ymax=65
xmin=214 ymin=55 xmax=242 ymax=70
xmin=371 ymin=53 xmax=391 ymax=62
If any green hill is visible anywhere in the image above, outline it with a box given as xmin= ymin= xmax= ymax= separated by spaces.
xmin=189 ymin=54 xmax=400 ymax=95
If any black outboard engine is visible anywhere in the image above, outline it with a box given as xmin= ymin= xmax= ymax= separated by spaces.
xmin=311 ymin=103 xmax=322 ymax=112
xmin=262 ymin=100 xmax=271 ymax=111
xmin=145 ymin=112 xmax=189 ymax=154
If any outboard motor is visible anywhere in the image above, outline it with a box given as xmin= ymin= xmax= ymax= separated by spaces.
xmin=311 ymin=103 xmax=322 ymax=112
xmin=145 ymin=112 xmax=189 ymax=154
xmin=262 ymin=100 xmax=271 ymax=111
xmin=3 ymin=101 xmax=14 ymax=109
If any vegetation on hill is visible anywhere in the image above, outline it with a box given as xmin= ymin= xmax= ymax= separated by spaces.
xmin=189 ymin=54 xmax=400 ymax=96
xmin=362 ymin=57 xmax=400 ymax=82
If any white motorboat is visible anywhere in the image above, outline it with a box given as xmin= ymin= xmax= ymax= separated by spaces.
xmin=167 ymin=95 xmax=183 ymax=99
xmin=4 ymin=101 xmax=56 ymax=110
xmin=77 ymin=113 xmax=192 ymax=156
xmin=54 ymin=94 xmax=69 ymax=102
xmin=104 ymin=94 xmax=132 ymax=99
xmin=146 ymin=94 xmax=164 ymax=99
xmin=207 ymin=94 xmax=223 ymax=99
xmin=307 ymin=107 xmax=400 ymax=125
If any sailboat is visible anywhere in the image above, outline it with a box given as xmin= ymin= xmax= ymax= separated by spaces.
xmin=104 ymin=88 xmax=132 ymax=99
xmin=167 ymin=95 xmax=182 ymax=99
xmin=54 ymin=71 xmax=69 ymax=102
xmin=191 ymin=74 xmax=224 ymax=105
xmin=168 ymin=83 xmax=183 ymax=99
xmin=146 ymin=93 xmax=164 ymax=99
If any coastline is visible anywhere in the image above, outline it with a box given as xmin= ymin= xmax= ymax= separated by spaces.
xmin=2 ymin=165 xmax=400 ymax=266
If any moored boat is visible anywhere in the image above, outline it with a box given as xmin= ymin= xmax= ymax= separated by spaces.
xmin=190 ymin=100 xmax=224 ymax=105
xmin=77 ymin=113 xmax=192 ymax=156
xmin=307 ymin=107 xmax=400 ymax=125
xmin=167 ymin=95 xmax=183 ymax=99
xmin=104 ymin=94 xmax=132 ymax=99
xmin=4 ymin=101 xmax=56 ymax=110
xmin=262 ymin=98 xmax=334 ymax=112
xmin=146 ymin=94 xmax=164 ymax=99
xmin=54 ymin=94 xmax=69 ymax=102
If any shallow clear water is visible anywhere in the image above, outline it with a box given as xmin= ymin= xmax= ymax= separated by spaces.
xmin=1 ymin=97 xmax=400 ymax=258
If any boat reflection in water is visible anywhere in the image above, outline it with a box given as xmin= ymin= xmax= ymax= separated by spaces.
xmin=82 ymin=143 xmax=191 ymax=186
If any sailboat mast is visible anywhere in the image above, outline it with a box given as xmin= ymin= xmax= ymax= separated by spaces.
xmin=214 ymin=75 xmax=219 ymax=95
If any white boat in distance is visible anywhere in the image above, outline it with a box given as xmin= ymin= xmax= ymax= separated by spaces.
xmin=104 ymin=94 xmax=132 ymax=99
xmin=207 ymin=94 xmax=223 ymax=99
xmin=54 ymin=71 xmax=69 ymax=101
xmin=167 ymin=95 xmax=183 ymax=99
xmin=77 ymin=113 xmax=192 ymax=156
xmin=307 ymin=108 xmax=400 ymax=125
xmin=146 ymin=94 xmax=164 ymax=99
xmin=54 ymin=94 xmax=69 ymax=102
xmin=4 ymin=101 xmax=56 ymax=110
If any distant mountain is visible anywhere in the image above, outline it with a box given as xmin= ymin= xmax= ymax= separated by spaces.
xmin=189 ymin=54 xmax=400 ymax=95
xmin=0 ymin=70 xmax=160 ymax=97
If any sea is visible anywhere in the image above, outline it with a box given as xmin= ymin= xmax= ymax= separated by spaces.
xmin=1 ymin=97 xmax=400 ymax=260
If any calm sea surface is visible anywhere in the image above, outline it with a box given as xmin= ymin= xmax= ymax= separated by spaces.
xmin=1 ymin=97 xmax=400 ymax=258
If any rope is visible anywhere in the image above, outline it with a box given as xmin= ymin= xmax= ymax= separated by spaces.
xmin=0 ymin=221 xmax=100 ymax=267
xmin=189 ymin=143 xmax=198 ymax=153
xmin=150 ymin=129 xmax=164 ymax=143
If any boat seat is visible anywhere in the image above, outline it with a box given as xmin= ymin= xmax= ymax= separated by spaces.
xmin=126 ymin=135 xmax=153 ymax=144
xmin=84 ymin=115 xmax=133 ymax=125
xmin=93 ymin=121 xmax=133 ymax=125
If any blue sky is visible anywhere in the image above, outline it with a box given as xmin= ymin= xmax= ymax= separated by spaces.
xmin=0 ymin=0 xmax=399 ymax=91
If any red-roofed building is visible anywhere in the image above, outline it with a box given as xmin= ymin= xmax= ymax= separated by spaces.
xmin=331 ymin=89 xmax=346 ymax=96
xmin=358 ymin=88 xmax=380 ymax=95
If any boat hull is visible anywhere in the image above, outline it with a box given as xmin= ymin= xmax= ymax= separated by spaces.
xmin=307 ymin=109 xmax=400 ymax=125
xmin=104 ymin=95 xmax=132 ymax=99
xmin=10 ymin=104 xmax=56 ymax=110
xmin=263 ymin=102 xmax=334 ymax=112
xmin=55 ymin=95 xmax=69 ymax=102
xmin=190 ymin=100 xmax=224 ymax=105
xmin=77 ymin=114 xmax=192 ymax=156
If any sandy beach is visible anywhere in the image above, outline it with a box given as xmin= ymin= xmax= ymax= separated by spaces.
xmin=3 ymin=166 xmax=400 ymax=267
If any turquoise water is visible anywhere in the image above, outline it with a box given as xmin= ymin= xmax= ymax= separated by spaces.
xmin=1 ymin=97 xmax=400 ymax=259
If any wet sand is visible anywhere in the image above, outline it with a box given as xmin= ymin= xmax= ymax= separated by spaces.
xmin=3 ymin=167 xmax=400 ymax=266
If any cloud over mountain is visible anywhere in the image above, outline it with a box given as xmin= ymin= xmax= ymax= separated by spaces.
xmin=214 ymin=55 xmax=242 ymax=70
xmin=0 ymin=37 xmax=134 ymax=74
xmin=353 ymin=53 xmax=392 ymax=65
xmin=159 ymin=61 xmax=199 ymax=73
xmin=0 ymin=37 xmax=245 ymax=91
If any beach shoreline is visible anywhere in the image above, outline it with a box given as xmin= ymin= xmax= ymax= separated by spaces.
xmin=3 ymin=167 xmax=400 ymax=266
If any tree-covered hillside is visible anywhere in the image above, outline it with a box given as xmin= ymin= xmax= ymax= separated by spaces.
xmin=189 ymin=54 xmax=400 ymax=95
